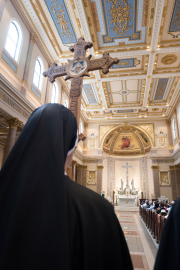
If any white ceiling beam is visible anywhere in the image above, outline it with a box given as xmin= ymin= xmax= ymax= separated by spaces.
xmin=166 ymin=78 xmax=180 ymax=117
xmin=74 ymin=0 xmax=95 ymax=55
xmin=143 ymin=0 xmax=165 ymax=108
xmin=94 ymin=70 xmax=108 ymax=109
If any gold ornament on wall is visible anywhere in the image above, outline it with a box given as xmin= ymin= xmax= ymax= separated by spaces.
xmin=159 ymin=171 xmax=170 ymax=186
xmin=87 ymin=171 xmax=96 ymax=185
xmin=156 ymin=131 xmax=167 ymax=148
xmin=161 ymin=54 xmax=178 ymax=65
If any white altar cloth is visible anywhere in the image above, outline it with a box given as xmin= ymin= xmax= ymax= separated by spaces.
xmin=118 ymin=195 xmax=137 ymax=207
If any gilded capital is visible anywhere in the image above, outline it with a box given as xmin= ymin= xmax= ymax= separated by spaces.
xmin=166 ymin=119 xmax=171 ymax=125
xmin=84 ymin=123 xmax=88 ymax=128
xmin=170 ymin=165 xmax=180 ymax=170
xmin=97 ymin=165 xmax=104 ymax=170
xmin=76 ymin=164 xmax=83 ymax=169
xmin=151 ymin=166 xmax=158 ymax=170
xmin=6 ymin=118 xmax=22 ymax=130
xmin=30 ymin=32 xmax=37 ymax=45
xmin=72 ymin=160 xmax=77 ymax=166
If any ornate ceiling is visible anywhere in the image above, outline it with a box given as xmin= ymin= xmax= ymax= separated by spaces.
xmin=12 ymin=0 xmax=180 ymax=122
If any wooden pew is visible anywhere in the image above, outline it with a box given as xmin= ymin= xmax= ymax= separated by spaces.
xmin=139 ymin=206 xmax=166 ymax=244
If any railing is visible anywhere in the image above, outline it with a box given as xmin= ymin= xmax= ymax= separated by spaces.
xmin=139 ymin=206 xmax=166 ymax=244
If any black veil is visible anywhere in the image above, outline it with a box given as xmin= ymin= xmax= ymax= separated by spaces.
xmin=0 ymin=104 xmax=77 ymax=269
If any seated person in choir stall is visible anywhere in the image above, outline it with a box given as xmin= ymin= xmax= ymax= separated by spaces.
xmin=157 ymin=202 xmax=168 ymax=214
xmin=152 ymin=202 xmax=160 ymax=213
xmin=154 ymin=198 xmax=180 ymax=270
xmin=0 ymin=104 xmax=133 ymax=270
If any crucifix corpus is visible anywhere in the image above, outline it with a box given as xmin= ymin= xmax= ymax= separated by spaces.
xmin=122 ymin=162 xmax=132 ymax=189
xmin=43 ymin=37 xmax=119 ymax=141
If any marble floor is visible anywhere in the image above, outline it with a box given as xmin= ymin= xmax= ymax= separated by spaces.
xmin=116 ymin=211 xmax=157 ymax=270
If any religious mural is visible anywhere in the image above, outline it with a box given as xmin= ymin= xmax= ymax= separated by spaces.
xmin=120 ymin=136 xmax=131 ymax=149
xmin=102 ymin=125 xmax=151 ymax=156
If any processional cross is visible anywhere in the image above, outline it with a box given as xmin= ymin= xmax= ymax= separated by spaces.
xmin=122 ymin=162 xmax=132 ymax=188
xmin=43 ymin=37 xmax=119 ymax=140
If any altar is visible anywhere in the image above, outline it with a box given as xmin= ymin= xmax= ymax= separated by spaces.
xmin=118 ymin=195 xmax=137 ymax=207
xmin=113 ymin=162 xmax=141 ymax=207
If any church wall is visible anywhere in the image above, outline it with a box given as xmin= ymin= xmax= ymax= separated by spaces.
xmin=159 ymin=164 xmax=173 ymax=202
xmin=170 ymin=112 xmax=178 ymax=146
xmin=114 ymin=159 xmax=141 ymax=191
xmin=154 ymin=120 xmax=168 ymax=146
xmin=27 ymin=43 xmax=48 ymax=105
xmin=0 ymin=145 xmax=4 ymax=169
xmin=0 ymin=0 xmax=30 ymax=91
xmin=61 ymin=91 xmax=69 ymax=107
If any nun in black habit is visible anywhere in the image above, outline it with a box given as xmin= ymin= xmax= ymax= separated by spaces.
xmin=0 ymin=104 xmax=133 ymax=270
xmin=154 ymin=198 xmax=180 ymax=270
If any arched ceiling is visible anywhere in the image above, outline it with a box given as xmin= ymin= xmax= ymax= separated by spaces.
xmin=103 ymin=124 xmax=151 ymax=156
xmin=13 ymin=0 xmax=180 ymax=122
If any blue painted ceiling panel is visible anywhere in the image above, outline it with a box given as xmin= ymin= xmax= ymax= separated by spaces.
xmin=44 ymin=0 xmax=77 ymax=44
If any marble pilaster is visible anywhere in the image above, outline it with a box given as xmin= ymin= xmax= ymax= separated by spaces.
xmin=2 ymin=118 xmax=22 ymax=165
xmin=21 ymin=33 xmax=36 ymax=96
xmin=151 ymin=166 xmax=160 ymax=199
xmin=170 ymin=165 xmax=180 ymax=200
xmin=174 ymin=109 xmax=179 ymax=139
xmin=97 ymin=165 xmax=104 ymax=195
xmin=76 ymin=165 xmax=87 ymax=186
xmin=83 ymin=123 xmax=88 ymax=149
xmin=166 ymin=119 xmax=173 ymax=147
xmin=82 ymin=165 xmax=87 ymax=187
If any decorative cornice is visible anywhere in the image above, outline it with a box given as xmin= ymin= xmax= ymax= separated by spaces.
xmin=72 ymin=160 xmax=77 ymax=166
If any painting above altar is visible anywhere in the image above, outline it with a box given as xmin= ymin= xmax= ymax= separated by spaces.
xmin=103 ymin=124 xmax=151 ymax=156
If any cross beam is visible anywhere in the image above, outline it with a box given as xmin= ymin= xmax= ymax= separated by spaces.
xmin=43 ymin=37 xmax=119 ymax=137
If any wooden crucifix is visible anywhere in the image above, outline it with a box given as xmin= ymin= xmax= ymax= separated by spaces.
xmin=43 ymin=37 xmax=119 ymax=140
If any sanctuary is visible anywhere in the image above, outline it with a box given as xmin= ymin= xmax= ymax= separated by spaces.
xmin=114 ymin=162 xmax=141 ymax=207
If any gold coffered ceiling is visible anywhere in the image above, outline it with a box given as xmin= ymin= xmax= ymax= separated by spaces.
xmin=12 ymin=0 xmax=180 ymax=122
